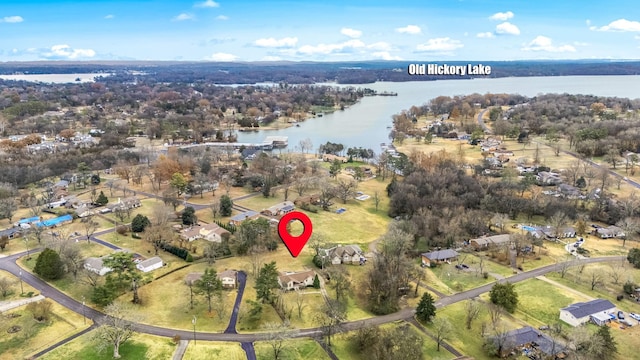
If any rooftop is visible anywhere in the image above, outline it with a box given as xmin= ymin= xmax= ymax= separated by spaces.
xmin=561 ymin=299 xmax=616 ymax=318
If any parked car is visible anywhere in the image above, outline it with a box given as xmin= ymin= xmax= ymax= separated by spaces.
xmin=461 ymin=264 xmax=469 ymax=269
xmin=629 ymin=313 xmax=640 ymax=321
xmin=618 ymin=311 xmax=625 ymax=319
xmin=538 ymin=325 xmax=550 ymax=330
xmin=455 ymin=264 xmax=463 ymax=270
xmin=621 ymin=319 xmax=634 ymax=327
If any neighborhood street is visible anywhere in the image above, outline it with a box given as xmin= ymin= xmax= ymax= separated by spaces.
xmin=0 ymin=248 xmax=625 ymax=345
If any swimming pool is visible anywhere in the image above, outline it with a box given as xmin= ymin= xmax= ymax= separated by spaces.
xmin=521 ymin=225 xmax=537 ymax=232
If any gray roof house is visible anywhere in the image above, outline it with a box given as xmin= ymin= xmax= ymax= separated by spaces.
xmin=560 ymin=299 xmax=616 ymax=327
xmin=136 ymin=256 xmax=163 ymax=273
xmin=421 ymin=249 xmax=459 ymax=267
xmin=84 ymin=257 xmax=112 ymax=276
xmin=320 ymin=244 xmax=366 ymax=265
xmin=491 ymin=326 xmax=565 ymax=358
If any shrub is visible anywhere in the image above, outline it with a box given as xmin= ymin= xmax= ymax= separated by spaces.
xmin=34 ymin=248 xmax=65 ymax=280
xmin=116 ymin=225 xmax=129 ymax=235
xmin=185 ymin=253 xmax=194 ymax=262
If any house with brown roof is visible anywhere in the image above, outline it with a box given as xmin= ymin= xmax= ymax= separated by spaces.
xmin=261 ymin=201 xmax=295 ymax=217
xmin=294 ymin=194 xmax=320 ymax=207
xmin=469 ymin=234 xmax=512 ymax=250
xmin=180 ymin=223 xmax=231 ymax=243
xmin=278 ymin=270 xmax=315 ymax=291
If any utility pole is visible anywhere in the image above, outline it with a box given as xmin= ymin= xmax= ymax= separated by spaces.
xmin=192 ymin=316 xmax=197 ymax=345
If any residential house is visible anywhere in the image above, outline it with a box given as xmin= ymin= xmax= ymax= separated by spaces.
xmin=52 ymin=180 xmax=69 ymax=191
xmin=180 ymin=223 xmax=230 ymax=242
xmin=490 ymin=326 xmax=566 ymax=358
xmin=559 ymin=299 xmax=616 ymax=327
xmin=107 ymin=197 xmax=142 ymax=212
xmin=278 ymin=270 xmax=315 ymax=291
xmin=261 ymin=201 xmax=295 ymax=217
xmin=136 ymin=256 xmax=163 ymax=273
xmin=421 ymin=249 xmax=459 ymax=267
xmin=84 ymin=257 xmax=112 ymax=276
xmin=322 ymin=154 xmax=348 ymax=163
xmin=320 ymin=244 xmax=366 ymax=265
xmin=469 ymin=234 xmax=512 ymax=250
xmin=75 ymin=204 xmax=95 ymax=218
xmin=294 ymin=194 xmax=320 ymax=207
xmin=241 ymin=149 xmax=262 ymax=160
xmin=0 ymin=227 xmax=21 ymax=240
xmin=596 ymin=226 xmax=625 ymax=239
xmin=219 ymin=270 xmax=238 ymax=289
xmin=536 ymin=171 xmax=563 ymax=186
xmin=534 ymin=225 xmax=576 ymax=239
xmin=229 ymin=210 xmax=260 ymax=226
xmin=184 ymin=270 xmax=239 ymax=289
xmin=558 ymin=184 xmax=582 ymax=199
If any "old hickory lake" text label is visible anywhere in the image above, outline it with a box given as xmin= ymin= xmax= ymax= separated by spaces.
xmin=407 ymin=63 xmax=492 ymax=76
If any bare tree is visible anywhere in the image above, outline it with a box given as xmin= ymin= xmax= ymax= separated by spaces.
xmin=558 ymin=256 xmax=573 ymax=279
xmin=589 ymin=270 xmax=603 ymax=290
xmin=608 ymin=261 xmax=627 ymax=285
xmin=152 ymin=204 xmax=174 ymax=226
xmin=616 ymin=217 xmax=640 ymax=247
xmin=295 ymin=289 xmax=306 ymax=319
xmin=433 ymin=317 xmax=453 ymax=352
xmin=335 ymin=178 xmax=358 ymax=204
xmin=0 ymin=277 xmax=16 ymax=297
xmin=464 ymin=299 xmax=481 ymax=330
xmin=60 ymin=242 xmax=84 ymax=279
xmin=210 ymin=200 xmax=220 ymax=220
xmin=373 ymin=191 xmax=381 ymax=211
xmin=327 ymin=266 xmax=351 ymax=304
xmin=315 ymin=299 xmax=346 ymax=346
xmin=298 ymin=138 xmax=313 ymax=154
xmin=490 ymin=213 xmax=509 ymax=232
xmin=248 ymin=245 xmax=267 ymax=277
xmin=263 ymin=322 xmax=293 ymax=360
xmin=487 ymin=303 xmax=503 ymax=331
xmin=93 ymin=302 xmax=143 ymax=359
xmin=81 ymin=215 xmax=99 ymax=243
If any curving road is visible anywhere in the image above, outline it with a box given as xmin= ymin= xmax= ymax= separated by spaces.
xmin=0 ymin=248 xmax=624 ymax=343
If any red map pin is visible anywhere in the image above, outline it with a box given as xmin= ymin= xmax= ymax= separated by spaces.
xmin=278 ymin=211 xmax=313 ymax=258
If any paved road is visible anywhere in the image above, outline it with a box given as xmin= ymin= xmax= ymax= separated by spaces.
xmin=0 ymin=250 xmax=624 ymax=344
xmin=224 ymin=271 xmax=247 ymax=334
xmin=476 ymin=109 xmax=490 ymax=134
xmin=241 ymin=342 xmax=257 ymax=360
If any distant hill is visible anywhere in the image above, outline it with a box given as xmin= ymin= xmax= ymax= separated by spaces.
xmin=1 ymin=60 xmax=639 ymax=84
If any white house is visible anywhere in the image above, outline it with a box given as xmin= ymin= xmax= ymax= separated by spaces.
xmin=180 ymin=223 xmax=231 ymax=242
xmin=559 ymin=299 xmax=616 ymax=327
xmin=218 ymin=270 xmax=238 ymax=289
xmin=136 ymin=256 xmax=163 ymax=273
xmin=278 ymin=270 xmax=315 ymax=291
xmin=84 ymin=257 xmax=112 ymax=276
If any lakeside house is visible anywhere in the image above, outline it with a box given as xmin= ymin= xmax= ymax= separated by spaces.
xmin=322 ymin=154 xmax=348 ymax=163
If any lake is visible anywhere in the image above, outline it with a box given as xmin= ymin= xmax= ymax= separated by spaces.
xmin=0 ymin=73 xmax=111 ymax=83
xmin=235 ymin=75 xmax=640 ymax=152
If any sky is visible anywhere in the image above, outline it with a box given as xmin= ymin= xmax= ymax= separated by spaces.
xmin=0 ymin=0 xmax=639 ymax=62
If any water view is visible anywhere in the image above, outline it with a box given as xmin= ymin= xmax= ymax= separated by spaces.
xmin=236 ymin=75 xmax=640 ymax=151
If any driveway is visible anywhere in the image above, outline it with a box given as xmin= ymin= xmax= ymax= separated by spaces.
xmin=224 ymin=271 xmax=247 ymax=334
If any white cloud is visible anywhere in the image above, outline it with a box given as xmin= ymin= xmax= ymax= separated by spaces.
xmin=416 ymin=37 xmax=463 ymax=52
xmin=254 ymin=37 xmax=298 ymax=48
xmin=42 ymin=45 xmax=96 ymax=59
xmin=207 ymin=52 xmax=237 ymax=61
xmin=522 ymin=36 xmax=576 ymax=52
xmin=591 ymin=19 xmax=640 ymax=32
xmin=341 ymin=28 xmax=362 ymax=38
xmin=216 ymin=15 xmax=228 ymax=20
xmin=104 ymin=14 xmax=114 ymax=19
xmin=395 ymin=25 xmax=421 ymax=34
xmin=0 ymin=16 xmax=24 ymax=23
xmin=366 ymin=42 xmax=393 ymax=51
xmin=173 ymin=13 xmax=194 ymax=21
xmin=489 ymin=11 xmax=514 ymax=21
xmin=476 ymin=32 xmax=494 ymax=38
xmin=195 ymin=0 xmax=219 ymax=8
xmin=297 ymin=39 xmax=365 ymax=55
xmin=372 ymin=51 xmax=402 ymax=61
xmin=495 ymin=22 xmax=520 ymax=35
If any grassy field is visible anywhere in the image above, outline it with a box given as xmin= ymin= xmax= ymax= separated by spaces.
xmin=121 ymin=262 xmax=234 ymax=332
xmin=235 ymin=176 xmax=392 ymax=246
xmin=513 ymin=278 xmax=592 ymax=327
xmin=254 ymin=338 xmax=331 ymax=360
xmin=182 ymin=341 xmax=246 ymax=360
xmin=0 ymin=269 xmax=39 ymax=300
xmin=1 ymin=300 xmax=89 ymax=360
xmin=329 ymin=322 xmax=456 ymax=360
xmin=39 ymin=332 xmax=176 ymax=360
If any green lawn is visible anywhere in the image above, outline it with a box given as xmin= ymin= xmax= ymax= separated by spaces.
xmin=328 ymin=322 xmax=456 ymax=360
xmin=182 ymin=341 xmax=246 ymax=360
xmin=39 ymin=332 xmax=176 ymax=360
xmin=1 ymin=300 xmax=89 ymax=360
xmin=513 ymin=278 xmax=591 ymax=327
xmin=254 ymin=338 xmax=331 ymax=360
